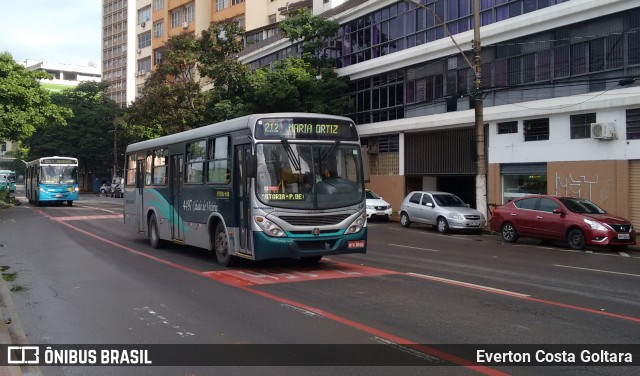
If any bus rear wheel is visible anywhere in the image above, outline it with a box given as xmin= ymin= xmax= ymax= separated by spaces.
xmin=214 ymin=222 xmax=236 ymax=267
xmin=149 ymin=214 xmax=163 ymax=249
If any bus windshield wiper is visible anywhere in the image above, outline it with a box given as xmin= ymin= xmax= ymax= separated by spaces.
xmin=321 ymin=140 xmax=340 ymax=166
xmin=280 ymin=138 xmax=301 ymax=171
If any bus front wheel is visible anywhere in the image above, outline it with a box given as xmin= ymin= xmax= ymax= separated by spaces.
xmin=214 ymin=222 xmax=236 ymax=267
xmin=67 ymin=200 xmax=73 ymax=206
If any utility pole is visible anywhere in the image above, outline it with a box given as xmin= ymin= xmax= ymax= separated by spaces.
xmin=113 ymin=123 xmax=118 ymax=180
xmin=473 ymin=0 xmax=487 ymax=219
xmin=405 ymin=0 xmax=486 ymax=218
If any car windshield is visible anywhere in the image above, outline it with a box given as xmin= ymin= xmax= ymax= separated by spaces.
xmin=433 ymin=194 xmax=466 ymax=207
xmin=255 ymin=143 xmax=364 ymax=210
xmin=558 ymin=197 xmax=606 ymax=214
xmin=366 ymin=190 xmax=380 ymax=199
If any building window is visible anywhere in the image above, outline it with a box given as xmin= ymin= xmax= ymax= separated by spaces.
xmin=523 ymin=118 xmax=549 ymax=141
xmin=154 ymin=49 xmax=164 ymax=67
xmin=153 ymin=0 xmax=164 ymax=11
xmin=501 ymin=163 xmax=547 ymax=204
xmin=138 ymin=32 xmax=151 ymax=49
xmin=627 ymin=108 xmax=640 ymax=140
xmin=184 ymin=4 xmax=194 ymax=23
xmin=497 ymin=121 xmax=518 ymax=134
xmin=138 ymin=58 xmax=152 ymax=74
xmin=153 ymin=21 xmax=164 ymax=38
xmin=232 ymin=0 xmax=244 ymax=5
xmin=570 ymin=113 xmax=595 ymax=139
xmin=215 ymin=0 xmax=228 ymax=12
xmin=377 ymin=135 xmax=399 ymax=153
xmin=171 ymin=9 xmax=183 ymax=27
xmin=138 ymin=6 xmax=151 ymax=25
xmin=233 ymin=16 xmax=245 ymax=29
xmin=268 ymin=14 xmax=277 ymax=24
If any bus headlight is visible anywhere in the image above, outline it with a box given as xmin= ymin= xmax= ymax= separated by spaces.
xmin=39 ymin=187 xmax=46 ymax=192
xmin=254 ymin=216 xmax=286 ymax=237
xmin=345 ymin=213 xmax=366 ymax=234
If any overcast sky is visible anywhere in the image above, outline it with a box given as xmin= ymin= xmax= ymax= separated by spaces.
xmin=0 ymin=0 xmax=102 ymax=67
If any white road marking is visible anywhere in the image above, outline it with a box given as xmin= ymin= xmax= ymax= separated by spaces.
xmin=553 ymin=264 xmax=640 ymax=278
xmin=406 ymin=273 xmax=530 ymax=297
xmin=388 ymin=243 xmax=440 ymax=252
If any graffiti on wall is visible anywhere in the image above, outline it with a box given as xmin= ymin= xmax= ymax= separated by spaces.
xmin=554 ymin=172 xmax=614 ymax=205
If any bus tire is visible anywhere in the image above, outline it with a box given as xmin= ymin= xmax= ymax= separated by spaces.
xmin=67 ymin=200 xmax=73 ymax=206
xmin=149 ymin=214 xmax=163 ymax=249
xmin=214 ymin=222 xmax=236 ymax=267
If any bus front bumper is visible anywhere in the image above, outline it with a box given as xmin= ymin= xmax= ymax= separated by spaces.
xmin=251 ymin=229 xmax=367 ymax=261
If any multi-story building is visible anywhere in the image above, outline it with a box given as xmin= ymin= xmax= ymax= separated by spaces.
xmin=239 ymin=0 xmax=640 ymax=229
xmin=103 ymin=0 xmax=130 ymax=106
xmin=121 ymin=0 xmax=297 ymax=100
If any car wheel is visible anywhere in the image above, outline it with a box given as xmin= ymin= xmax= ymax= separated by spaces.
xmin=436 ymin=217 xmax=449 ymax=233
xmin=501 ymin=222 xmax=519 ymax=243
xmin=149 ymin=214 xmax=162 ymax=249
xmin=400 ymin=212 xmax=411 ymax=228
xmin=567 ymin=228 xmax=586 ymax=250
xmin=214 ymin=222 xmax=236 ymax=267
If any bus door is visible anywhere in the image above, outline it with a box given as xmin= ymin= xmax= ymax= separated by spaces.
xmin=170 ymin=154 xmax=185 ymax=241
xmin=136 ymin=159 xmax=145 ymax=233
xmin=235 ymin=144 xmax=252 ymax=254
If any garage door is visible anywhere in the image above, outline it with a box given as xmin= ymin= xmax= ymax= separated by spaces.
xmin=630 ymin=160 xmax=640 ymax=233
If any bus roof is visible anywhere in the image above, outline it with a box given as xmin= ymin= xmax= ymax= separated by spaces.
xmin=125 ymin=113 xmax=356 ymax=153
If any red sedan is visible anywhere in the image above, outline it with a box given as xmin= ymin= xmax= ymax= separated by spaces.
xmin=489 ymin=195 xmax=636 ymax=250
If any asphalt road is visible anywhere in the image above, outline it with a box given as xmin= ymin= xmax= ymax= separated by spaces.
xmin=0 ymin=189 xmax=639 ymax=376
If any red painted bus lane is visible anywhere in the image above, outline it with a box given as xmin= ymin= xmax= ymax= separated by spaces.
xmin=203 ymin=259 xmax=399 ymax=286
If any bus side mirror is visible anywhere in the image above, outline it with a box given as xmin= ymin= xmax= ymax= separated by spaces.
xmin=246 ymin=154 xmax=256 ymax=178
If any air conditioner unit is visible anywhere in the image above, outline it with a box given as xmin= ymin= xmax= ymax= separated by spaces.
xmin=591 ymin=122 xmax=616 ymax=140
xmin=137 ymin=48 xmax=141 ymax=54
xmin=137 ymin=70 xmax=145 ymax=76
xmin=182 ymin=22 xmax=188 ymax=29
xmin=141 ymin=22 xmax=146 ymax=28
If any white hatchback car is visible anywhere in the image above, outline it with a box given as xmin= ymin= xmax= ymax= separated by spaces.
xmin=399 ymin=191 xmax=486 ymax=234
xmin=365 ymin=189 xmax=393 ymax=221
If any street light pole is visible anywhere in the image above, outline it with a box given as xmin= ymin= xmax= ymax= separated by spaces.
xmin=405 ymin=0 xmax=486 ymax=218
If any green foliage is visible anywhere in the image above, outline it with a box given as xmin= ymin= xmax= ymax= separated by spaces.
xmin=27 ymin=81 xmax=121 ymax=177
xmin=279 ymin=9 xmax=340 ymax=59
xmin=0 ymin=52 xmax=72 ymax=142
xmin=118 ymin=32 xmax=206 ymax=138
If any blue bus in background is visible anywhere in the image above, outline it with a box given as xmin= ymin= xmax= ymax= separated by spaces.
xmin=0 ymin=170 xmax=16 ymax=193
xmin=25 ymin=156 xmax=79 ymax=206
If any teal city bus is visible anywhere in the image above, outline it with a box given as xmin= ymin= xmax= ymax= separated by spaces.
xmin=124 ymin=113 xmax=367 ymax=266
xmin=25 ymin=157 xmax=79 ymax=206
xmin=0 ymin=170 xmax=16 ymax=193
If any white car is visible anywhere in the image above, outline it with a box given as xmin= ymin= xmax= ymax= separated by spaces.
xmin=365 ymin=189 xmax=393 ymax=221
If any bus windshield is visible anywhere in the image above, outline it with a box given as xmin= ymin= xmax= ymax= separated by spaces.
xmin=40 ymin=166 xmax=78 ymax=184
xmin=256 ymin=143 xmax=364 ymax=210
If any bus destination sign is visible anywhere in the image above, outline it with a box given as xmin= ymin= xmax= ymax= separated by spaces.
xmin=255 ymin=118 xmax=358 ymax=141
xmin=41 ymin=158 xmax=76 ymax=165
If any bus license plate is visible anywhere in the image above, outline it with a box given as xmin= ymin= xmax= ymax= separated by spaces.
xmin=348 ymin=240 xmax=365 ymax=249
xmin=55 ymin=194 xmax=63 ymax=198
xmin=618 ymin=233 xmax=630 ymax=240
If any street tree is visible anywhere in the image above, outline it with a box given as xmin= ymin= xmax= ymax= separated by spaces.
xmin=119 ymin=32 xmax=206 ymax=141
xmin=0 ymin=52 xmax=72 ymax=143
xmin=28 ymin=82 xmax=120 ymax=185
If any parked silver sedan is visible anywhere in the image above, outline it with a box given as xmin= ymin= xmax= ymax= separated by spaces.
xmin=399 ymin=191 xmax=486 ymax=234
